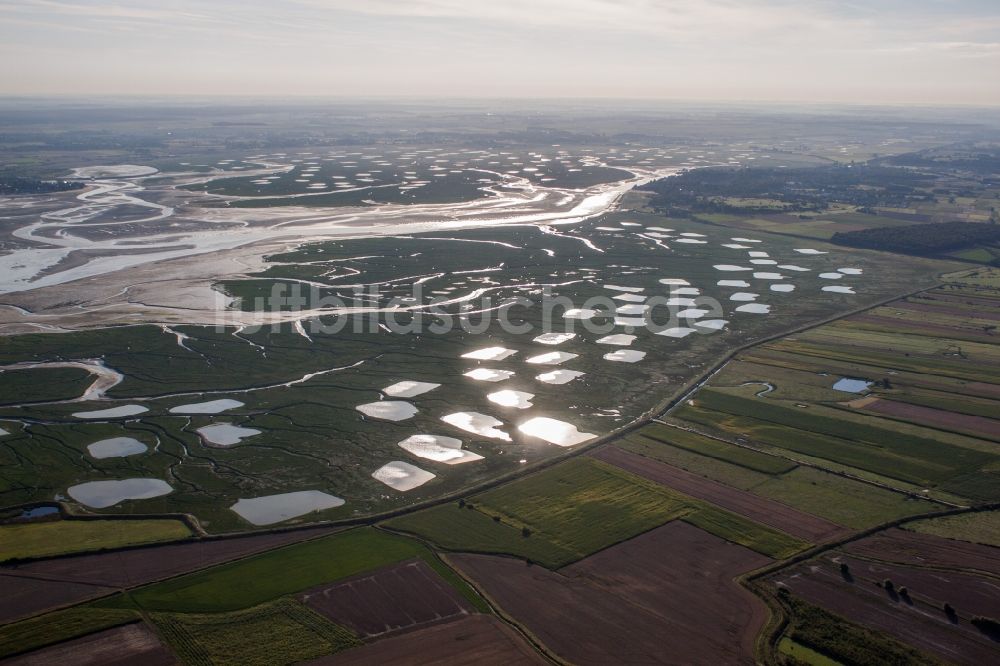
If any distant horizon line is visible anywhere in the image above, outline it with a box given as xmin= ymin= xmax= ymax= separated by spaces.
xmin=0 ymin=94 xmax=998 ymax=111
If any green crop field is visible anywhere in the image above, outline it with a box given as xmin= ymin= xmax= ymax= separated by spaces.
xmin=384 ymin=503 xmax=582 ymax=567
xmin=0 ymin=608 xmax=140 ymax=659
xmin=99 ymin=527 xmax=481 ymax=613
xmin=152 ymin=599 xmax=360 ymax=666
xmin=0 ymin=518 xmax=191 ymax=562
xmin=619 ymin=430 xmax=930 ymax=528
xmin=387 ymin=458 xmax=691 ymax=568
xmin=636 ymin=423 xmax=797 ymax=475
xmin=683 ymin=506 xmax=806 ymax=559
xmin=752 ymin=467 xmax=928 ymax=529
xmin=905 ymin=509 xmax=1000 ymax=547
xmin=778 ymin=638 xmax=843 ymax=666
xmin=886 ymin=389 xmax=1000 ymax=420
xmin=617 ymin=434 xmax=773 ymax=491
xmin=388 ymin=457 xmax=809 ymax=565
xmin=680 ymin=389 xmax=998 ymax=494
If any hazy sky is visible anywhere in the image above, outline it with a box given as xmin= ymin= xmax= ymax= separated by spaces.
xmin=2 ymin=0 xmax=999 ymax=105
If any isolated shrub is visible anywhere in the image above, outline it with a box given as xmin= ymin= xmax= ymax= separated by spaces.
xmin=883 ymin=579 xmax=895 ymax=592
xmin=521 ymin=526 xmax=531 ymax=538
xmin=458 ymin=498 xmax=465 ymax=508
xmin=491 ymin=515 xmax=501 ymax=523
xmin=839 ymin=563 xmax=850 ymax=574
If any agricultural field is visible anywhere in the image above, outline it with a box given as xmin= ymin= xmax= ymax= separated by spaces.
xmin=0 ymin=517 xmax=191 ymax=562
xmin=651 ymin=262 xmax=1000 ymax=663
xmin=616 ymin=424 xmax=932 ymax=529
xmin=775 ymin=593 xmax=942 ymax=666
xmin=100 ymin=527 xmax=477 ymax=613
xmin=0 ymin=607 xmax=141 ymax=660
xmin=152 ymin=599 xmax=360 ymax=666
xmin=2 ymin=623 xmax=175 ymax=666
xmin=844 ymin=528 xmax=1000 ymax=576
xmin=0 ymin=526 xmax=338 ymax=623
xmin=451 ymin=521 xmax=772 ymax=665
xmin=590 ymin=444 xmax=847 ymax=543
xmin=385 ymin=457 xmax=693 ymax=567
xmin=321 ymin=615 xmax=546 ymax=665
xmin=669 ymin=279 xmax=1000 ymax=503
xmin=300 ymin=558 xmax=474 ymax=637
xmin=769 ymin=546 xmax=1000 ymax=664
xmin=387 ymin=456 xmax=806 ymax=564
xmin=905 ymin=509 xmax=1000 ymax=547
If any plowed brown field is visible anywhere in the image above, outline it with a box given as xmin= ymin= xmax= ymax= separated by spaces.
xmin=452 ymin=521 xmax=770 ymax=665
xmin=589 ymin=445 xmax=849 ymax=542
xmin=309 ymin=615 xmax=545 ymax=665
xmin=302 ymin=558 xmax=471 ymax=637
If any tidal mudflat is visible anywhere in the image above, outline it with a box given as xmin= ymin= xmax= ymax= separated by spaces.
xmin=464 ymin=368 xmax=515 ymax=382
xmin=536 ymin=369 xmax=586 ymax=385
xmin=487 ymin=390 xmax=535 ymax=409
xmin=604 ymin=350 xmax=646 ymax=363
xmin=518 ymin=417 xmax=597 ymax=447
xmin=441 ymin=412 xmax=511 ymax=441
xmin=383 ymin=381 xmax=441 ymax=398
xmin=67 ymin=478 xmax=172 ymax=508
xmin=230 ymin=490 xmax=345 ymax=525
xmin=533 ymin=332 xmax=576 ymax=345
xmin=372 ymin=461 xmax=436 ymax=491
xmin=73 ymin=405 xmax=148 ymax=419
xmin=169 ymin=399 xmax=244 ymax=414
xmin=356 ymin=401 xmax=418 ymax=421
xmin=526 ymin=351 xmax=578 ymax=365
xmin=196 ymin=423 xmax=262 ymax=446
xmin=0 ymin=145 xmax=930 ymax=532
xmin=86 ymin=437 xmax=148 ymax=459
xmin=397 ymin=434 xmax=484 ymax=464
xmin=461 ymin=347 xmax=517 ymax=361
xmin=596 ymin=334 xmax=636 ymax=346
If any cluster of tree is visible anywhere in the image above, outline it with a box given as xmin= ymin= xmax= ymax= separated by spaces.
xmin=881 ymin=145 xmax=1000 ymax=177
xmin=0 ymin=176 xmax=84 ymax=195
xmin=0 ymin=130 xmax=165 ymax=151
xmin=638 ymin=165 xmax=933 ymax=217
xmin=831 ymin=221 xmax=1000 ymax=258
